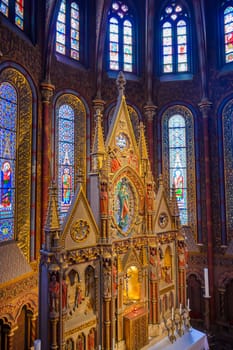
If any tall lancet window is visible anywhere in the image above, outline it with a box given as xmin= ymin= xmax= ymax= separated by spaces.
xmin=108 ymin=1 xmax=135 ymax=73
xmin=0 ymin=82 xmax=16 ymax=241
xmin=223 ymin=4 xmax=233 ymax=63
xmin=168 ymin=115 xmax=187 ymax=223
xmin=160 ymin=2 xmax=191 ymax=74
xmin=57 ymin=104 xmax=75 ymax=217
xmin=56 ymin=0 xmax=80 ymax=60
xmin=55 ymin=94 xmax=87 ymax=222
xmin=0 ymin=0 xmax=24 ymax=29
xmin=162 ymin=106 xmax=196 ymax=232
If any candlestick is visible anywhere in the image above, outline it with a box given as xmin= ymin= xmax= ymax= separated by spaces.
xmin=204 ymin=268 xmax=210 ymax=297
xmin=179 ymin=303 xmax=182 ymax=315
xmin=187 ymin=298 xmax=190 ymax=310
xmin=171 ymin=307 xmax=174 ymax=320
xmin=34 ymin=339 xmax=41 ymax=350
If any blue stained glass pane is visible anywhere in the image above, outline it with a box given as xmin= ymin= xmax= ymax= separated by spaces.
xmin=124 ymin=63 xmax=132 ymax=72
xmin=0 ymin=219 xmax=14 ymax=241
xmin=15 ymin=16 xmax=23 ymax=29
xmin=0 ymin=3 xmax=8 ymax=16
xmin=169 ymin=115 xmax=185 ymax=127
xmin=58 ymin=12 xmax=65 ymax=22
xmin=57 ymin=32 xmax=65 ymax=44
xmin=163 ymin=27 xmax=172 ymax=36
xmin=0 ymin=130 xmax=16 ymax=160
xmin=163 ymin=64 xmax=173 ymax=73
xmin=164 ymin=55 xmax=172 ymax=64
xmin=163 ymin=37 xmax=172 ymax=45
xmin=124 ymin=45 xmax=132 ymax=54
xmin=15 ymin=2 xmax=23 ymax=17
xmin=169 ymin=128 xmax=186 ymax=148
xmin=60 ymin=0 xmax=65 ymax=12
xmin=110 ymin=52 xmax=119 ymax=61
xmin=59 ymin=142 xmax=75 ymax=165
xmin=178 ymin=54 xmax=187 ymax=63
xmin=178 ymin=35 xmax=187 ymax=44
xmin=57 ymin=22 xmax=65 ymax=34
xmin=71 ymin=29 xmax=79 ymax=40
xmin=71 ymin=39 xmax=79 ymax=50
xmin=178 ymin=63 xmax=188 ymax=72
xmin=71 ymin=18 xmax=79 ymax=28
xmin=110 ymin=42 xmax=119 ymax=52
xmin=0 ymin=82 xmax=17 ymax=102
xmin=0 ymin=102 xmax=17 ymax=130
xmin=59 ymin=104 xmax=74 ymax=120
xmin=59 ymin=119 xmax=74 ymax=141
xmin=71 ymin=50 xmax=79 ymax=60
xmin=56 ymin=43 xmax=65 ymax=54
xmin=110 ymin=33 xmax=118 ymax=42
xmin=110 ymin=61 xmax=119 ymax=70
xmin=71 ymin=2 xmax=78 ymax=10
xmin=110 ymin=23 xmax=119 ymax=34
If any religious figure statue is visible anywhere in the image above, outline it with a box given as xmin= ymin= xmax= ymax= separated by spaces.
xmin=177 ymin=240 xmax=189 ymax=268
xmin=149 ymin=247 xmax=157 ymax=280
xmin=146 ymin=182 xmax=155 ymax=211
xmin=118 ymin=180 xmax=129 ymax=229
xmin=109 ymin=147 xmax=121 ymax=173
xmin=88 ymin=329 xmax=95 ymax=350
xmin=100 ymin=181 xmax=108 ymax=215
xmin=49 ymin=274 xmax=59 ymax=313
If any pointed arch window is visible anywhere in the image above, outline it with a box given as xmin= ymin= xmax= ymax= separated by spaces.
xmin=222 ymin=3 xmax=233 ymax=64
xmin=56 ymin=0 xmax=81 ymax=61
xmin=0 ymin=0 xmax=24 ymax=29
xmin=0 ymin=82 xmax=17 ymax=241
xmin=168 ymin=115 xmax=187 ymax=223
xmin=55 ymin=94 xmax=86 ymax=221
xmin=160 ymin=2 xmax=191 ymax=74
xmin=162 ymin=106 xmax=196 ymax=231
xmin=57 ymin=104 xmax=75 ymax=216
xmin=108 ymin=1 xmax=135 ymax=73
xmin=0 ymin=68 xmax=34 ymax=257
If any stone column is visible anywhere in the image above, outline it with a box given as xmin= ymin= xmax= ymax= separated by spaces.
xmin=103 ymin=259 xmax=112 ymax=350
xmin=50 ymin=318 xmax=58 ymax=350
xmin=30 ymin=314 xmax=38 ymax=348
xmin=144 ymin=104 xmax=157 ymax=173
xmin=198 ymin=100 xmax=214 ymax=322
xmin=40 ymin=82 xmax=55 ymax=243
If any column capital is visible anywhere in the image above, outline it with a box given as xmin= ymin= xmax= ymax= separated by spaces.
xmin=144 ymin=104 xmax=158 ymax=122
xmin=93 ymin=98 xmax=105 ymax=113
xmin=40 ymin=82 xmax=55 ymax=103
xmin=198 ymin=100 xmax=212 ymax=118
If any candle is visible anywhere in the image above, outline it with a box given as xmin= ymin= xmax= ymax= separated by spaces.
xmin=187 ymin=298 xmax=190 ymax=310
xmin=204 ymin=268 xmax=210 ymax=297
xmin=179 ymin=303 xmax=182 ymax=315
xmin=34 ymin=339 xmax=41 ymax=350
xmin=171 ymin=307 xmax=174 ymax=320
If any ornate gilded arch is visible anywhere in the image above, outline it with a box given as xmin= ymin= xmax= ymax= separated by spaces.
xmin=162 ymin=105 xmax=197 ymax=240
xmin=0 ymin=67 xmax=33 ymax=261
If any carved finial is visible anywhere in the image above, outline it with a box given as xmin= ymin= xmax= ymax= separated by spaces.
xmin=158 ymin=174 xmax=163 ymax=186
xmin=116 ymin=71 xmax=126 ymax=96
xmin=91 ymin=107 xmax=106 ymax=172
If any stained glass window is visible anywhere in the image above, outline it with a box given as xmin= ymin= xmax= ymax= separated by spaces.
xmin=56 ymin=0 xmax=80 ymax=61
xmin=168 ymin=114 xmax=187 ymax=223
xmin=0 ymin=82 xmax=17 ymax=242
xmin=58 ymin=104 xmax=75 ymax=218
xmin=160 ymin=2 xmax=190 ymax=74
xmin=224 ymin=5 xmax=233 ymax=63
xmin=0 ymin=0 xmax=24 ymax=29
xmin=108 ymin=1 xmax=135 ymax=73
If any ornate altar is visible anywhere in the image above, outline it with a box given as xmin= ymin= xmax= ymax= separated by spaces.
xmin=39 ymin=72 xmax=188 ymax=350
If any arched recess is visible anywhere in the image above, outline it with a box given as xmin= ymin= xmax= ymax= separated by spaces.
xmin=221 ymin=98 xmax=233 ymax=243
xmin=0 ymin=64 xmax=36 ymax=261
xmin=53 ymin=92 xmax=87 ymax=220
xmin=161 ymin=104 xmax=197 ymax=240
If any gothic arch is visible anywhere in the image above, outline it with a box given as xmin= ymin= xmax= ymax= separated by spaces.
xmin=0 ymin=63 xmax=36 ymax=261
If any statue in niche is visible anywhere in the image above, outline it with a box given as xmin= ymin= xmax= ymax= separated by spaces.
xmin=177 ymin=240 xmax=188 ymax=268
xmin=49 ymin=273 xmax=59 ymax=313
xmin=65 ymin=338 xmax=74 ymax=350
xmin=88 ymin=328 xmax=95 ymax=350
xmin=100 ymin=181 xmax=108 ymax=215
xmin=85 ymin=266 xmax=95 ymax=311
xmin=109 ymin=147 xmax=121 ymax=173
xmin=123 ymin=266 xmax=140 ymax=302
xmin=149 ymin=247 xmax=157 ymax=280
xmin=77 ymin=334 xmax=85 ymax=350
xmin=67 ymin=271 xmax=83 ymax=315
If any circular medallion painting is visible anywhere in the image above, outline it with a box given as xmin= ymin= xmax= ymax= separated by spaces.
xmin=115 ymin=132 xmax=130 ymax=151
xmin=158 ymin=212 xmax=169 ymax=228
xmin=114 ymin=177 xmax=135 ymax=235
xmin=71 ymin=219 xmax=90 ymax=242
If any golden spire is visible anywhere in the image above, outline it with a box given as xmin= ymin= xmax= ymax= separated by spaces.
xmin=44 ymin=181 xmax=61 ymax=251
xmin=91 ymin=108 xmax=106 ymax=172
xmin=138 ymin=121 xmax=149 ymax=176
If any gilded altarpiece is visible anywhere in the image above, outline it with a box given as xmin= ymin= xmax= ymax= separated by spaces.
xmin=162 ymin=105 xmax=197 ymax=240
xmin=0 ymin=67 xmax=32 ymax=261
